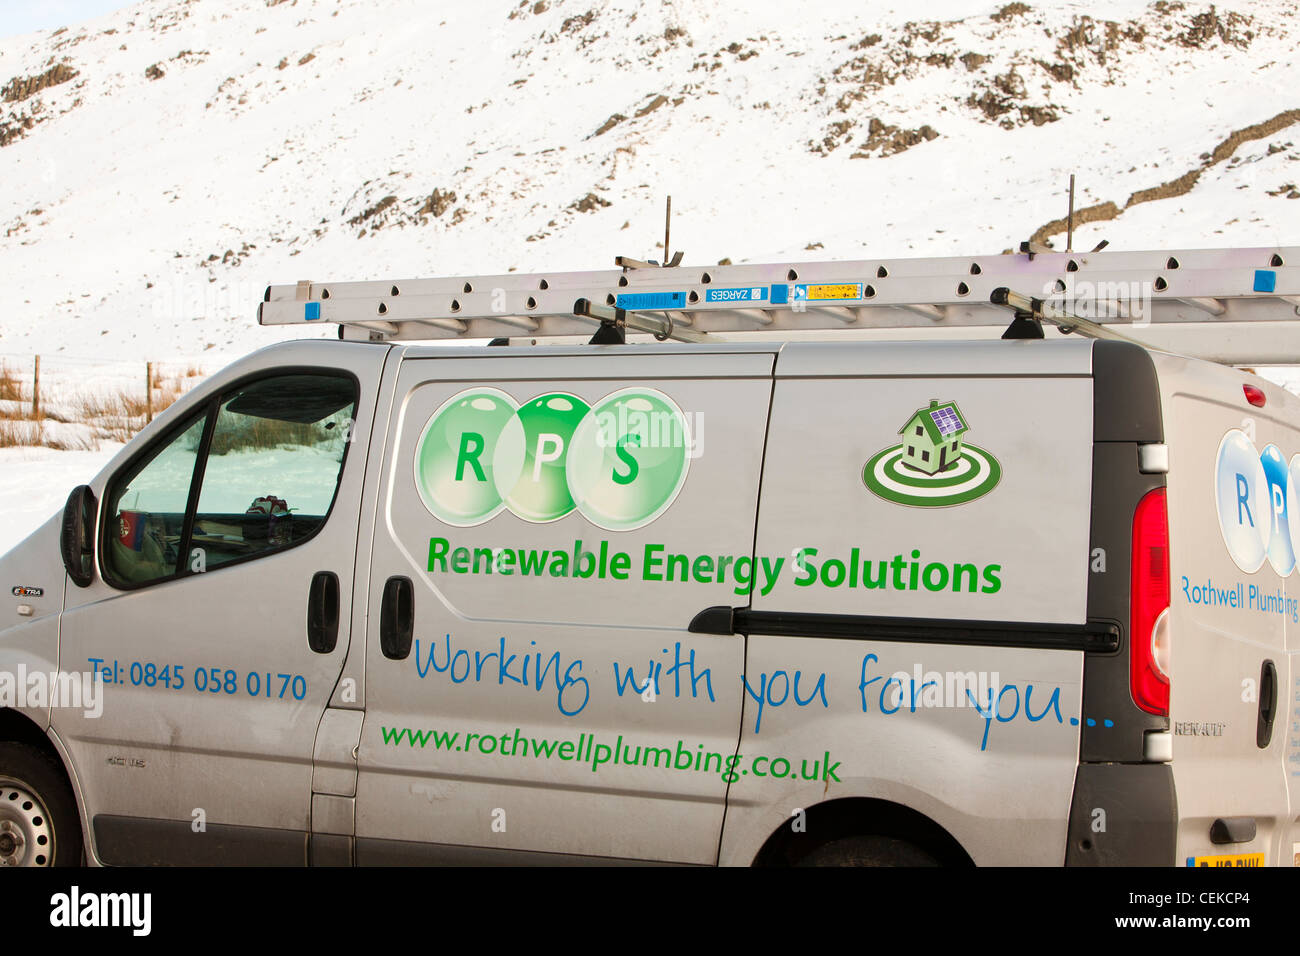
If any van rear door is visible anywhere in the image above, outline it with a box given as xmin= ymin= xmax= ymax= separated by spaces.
xmin=354 ymin=347 xmax=773 ymax=864
xmin=1156 ymin=353 xmax=1292 ymax=867
xmin=717 ymin=339 xmax=1096 ymax=866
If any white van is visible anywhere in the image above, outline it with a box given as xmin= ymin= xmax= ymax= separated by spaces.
xmin=1 ymin=248 xmax=1296 ymax=866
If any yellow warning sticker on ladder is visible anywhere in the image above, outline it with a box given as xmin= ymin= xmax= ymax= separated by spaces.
xmin=794 ymin=283 xmax=863 ymax=302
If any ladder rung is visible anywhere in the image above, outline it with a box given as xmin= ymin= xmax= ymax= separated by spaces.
xmin=1179 ymin=297 xmax=1227 ymax=316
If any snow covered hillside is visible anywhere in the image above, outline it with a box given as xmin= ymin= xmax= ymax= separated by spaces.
xmin=0 ymin=0 xmax=1297 ymax=360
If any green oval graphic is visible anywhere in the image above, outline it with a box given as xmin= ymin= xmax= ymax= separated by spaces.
xmin=492 ymin=392 xmax=591 ymax=522
xmin=863 ymin=443 xmax=1002 ymax=508
xmin=566 ymin=388 xmax=691 ymax=532
xmin=414 ymin=388 xmax=519 ymax=526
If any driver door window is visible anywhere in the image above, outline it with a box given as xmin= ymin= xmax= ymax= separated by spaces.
xmin=192 ymin=375 xmax=355 ymax=570
xmin=105 ymin=413 xmax=206 ymax=585
xmin=103 ymin=372 xmax=357 ymax=587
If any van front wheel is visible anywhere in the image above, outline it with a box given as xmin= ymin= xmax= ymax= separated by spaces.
xmin=0 ymin=743 xmax=82 ymax=867
xmin=795 ymin=834 xmax=940 ymax=867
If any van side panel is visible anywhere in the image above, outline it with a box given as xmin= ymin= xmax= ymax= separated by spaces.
xmin=1154 ymin=351 xmax=1292 ymax=866
xmin=720 ymin=341 xmax=1092 ymax=866
xmin=355 ymin=351 xmax=773 ymax=864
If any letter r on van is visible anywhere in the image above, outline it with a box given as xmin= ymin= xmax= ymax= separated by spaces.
xmin=456 ymin=432 xmax=487 ymax=482
xmin=1236 ymin=473 xmax=1254 ymax=526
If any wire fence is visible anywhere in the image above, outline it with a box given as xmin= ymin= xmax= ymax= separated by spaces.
xmin=0 ymin=353 xmax=212 ymax=450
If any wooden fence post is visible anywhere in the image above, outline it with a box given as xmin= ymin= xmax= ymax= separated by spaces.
xmin=146 ymin=361 xmax=153 ymax=423
xmin=32 ymin=355 xmax=40 ymax=419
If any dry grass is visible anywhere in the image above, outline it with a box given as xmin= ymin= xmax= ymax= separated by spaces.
xmin=0 ymin=365 xmax=191 ymax=448
xmin=44 ymin=430 xmax=98 ymax=451
xmin=71 ymin=382 xmax=181 ymax=420
xmin=0 ymin=418 xmax=94 ymax=450
xmin=0 ymin=418 xmax=37 ymax=447
xmin=65 ymin=380 xmax=182 ymax=443
xmin=0 ymin=364 xmax=341 ymax=452
xmin=0 ymin=363 xmax=21 ymax=403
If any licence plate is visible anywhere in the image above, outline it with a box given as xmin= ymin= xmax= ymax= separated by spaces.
xmin=1185 ymin=852 xmax=1264 ymax=867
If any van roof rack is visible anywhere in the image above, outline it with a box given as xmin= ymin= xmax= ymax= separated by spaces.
xmin=258 ymin=245 xmax=1300 ymax=365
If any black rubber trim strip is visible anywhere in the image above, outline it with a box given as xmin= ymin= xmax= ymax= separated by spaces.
xmin=355 ymin=836 xmax=693 ymax=867
xmin=690 ymin=606 xmax=1118 ymax=652
xmin=309 ymin=832 xmax=354 ymax=866
xmin=93 ymin=814 xmax=307 ymax=866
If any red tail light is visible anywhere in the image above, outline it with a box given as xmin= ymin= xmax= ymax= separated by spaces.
xmin=1244 ymin=384 xmax=1266 ymax=408
xmin=1131 ymin=488 xmax=1170 ymax=715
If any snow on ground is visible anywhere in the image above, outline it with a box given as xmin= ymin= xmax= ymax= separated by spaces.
xmin=0 ymin=443 xmax=124 ymax=554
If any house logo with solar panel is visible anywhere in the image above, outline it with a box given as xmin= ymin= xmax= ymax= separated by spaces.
xmin=863 ymin=400 xmax=1002 ymax=507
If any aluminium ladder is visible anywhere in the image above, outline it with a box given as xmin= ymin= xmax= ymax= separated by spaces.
xmin=258 ymin=245 xmax=1300 ymax=366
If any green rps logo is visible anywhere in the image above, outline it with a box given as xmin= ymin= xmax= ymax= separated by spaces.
xmin=414 ymin=386 xmax=692 ymax=530
xmin=862 ymin=399 xmax=1002 ymax=508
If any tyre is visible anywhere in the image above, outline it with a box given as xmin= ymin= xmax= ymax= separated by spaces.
xmin=0 ymin=742 xmax=83 ymax=867
xmin=795 ymin=834 xmax=940 ymax=867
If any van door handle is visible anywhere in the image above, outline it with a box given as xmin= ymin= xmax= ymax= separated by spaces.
xmin=1257 ymin=659 xmax=1278 ymax=749
xmin=307 ymin=571 xmax=340 ymax=654
xmin=380 ymin=576 xmax=414 ymax=660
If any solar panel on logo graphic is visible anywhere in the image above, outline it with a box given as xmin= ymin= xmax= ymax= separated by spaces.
xmin=929 ymin=406 xmax=964 ymax=437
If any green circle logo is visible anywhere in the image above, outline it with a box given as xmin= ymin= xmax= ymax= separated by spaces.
xmin=413 ymin=388 xmax=519 ymax=526
xmin=566 ymin=388 xmax=691 ymax=531
xmin=863 ymin=443 xmax=1002 ymax=507
xmin=415 ymin=386 xmax=693 ymax=528
xmin=492 ymin=392 xmax=591 ymax=522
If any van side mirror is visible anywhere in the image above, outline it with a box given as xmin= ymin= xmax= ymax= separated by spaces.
xmin=61 ymin=484 xmax=98 ymax=588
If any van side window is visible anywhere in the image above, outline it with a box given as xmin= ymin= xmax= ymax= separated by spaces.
xmin=105 ymin=413 xmax=206 ymax=585
xmin=191 ymin=375 xmax=356 ymax=570
xmin=101 ymin=372 xmax=357 ymax=587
